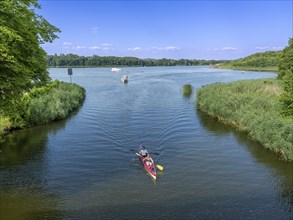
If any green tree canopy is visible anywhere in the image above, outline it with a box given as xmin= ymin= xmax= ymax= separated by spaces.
xmin=278 ymin=38 xmax=293 ymax=79
xmin=0 ymin=0 xmax=60 ymax=116
xmin=220 ymin=50 xmax=281 ymax=68
xmin=46 ymin=54 xmax=227 ymax=67
xmin=278 ymin=38 xmax=293 ymax=117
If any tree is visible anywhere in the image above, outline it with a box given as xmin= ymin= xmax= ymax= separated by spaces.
xmin=278 ymin=38 xmax=293 ymax=117
xmin=0 ymin=0 xmax=60 ymax=117
xmin=278 ymin=38 xmax=293 ymax=79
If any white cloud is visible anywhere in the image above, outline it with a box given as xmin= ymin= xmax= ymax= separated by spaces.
xmin=63 ymin=42 xmax=72 ymax=46
xmin=207 ymin=47 xmax=238 ymax=52
xmin=255 ymin=46 xmax=269 ymax=50
xmin=89 ymin=46 xmax=101 ymax=50
xmin=272 ymin=46 xmax=283 ymax=50
xmin=222 ymin=47 xmax=237 ymax=50
xmin=256 ymin=46 xmax=283 ymax=51
xmin=164 ymin=46 xmax=180 ymax=51
xmin=101 ymin=47 xmax=110 ymax=51
xmin=101 ymin=43 xmax=113 ymax=47
xmin=100 ymin=43 xmax=114 ymax=51
xmin=73 ymin=46 xmax=87 ymax=50
xmin=127 ymin=46 xmax=180 ymax=52
xmin=128 ymin=47 xmax=143 ymax=51
xmin=87 ymin=44 xmax=115 ymax=51
xmin=151 ymin=46 xmax=180 ymax=51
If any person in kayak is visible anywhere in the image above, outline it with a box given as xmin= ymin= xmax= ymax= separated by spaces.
xmin=143 ymin=153 xmax=154 ymax=166
xmin=139 ymin=145 xmax=148 ymax=157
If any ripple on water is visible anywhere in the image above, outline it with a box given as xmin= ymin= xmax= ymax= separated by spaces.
xmin=0 ymin=67 xmax=290 ymax=220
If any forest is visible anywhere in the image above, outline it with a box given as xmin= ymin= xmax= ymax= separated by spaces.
xmin=46 ymin=50 xmax=282 ymax=69
xmin=214 ymin=50 xmax=281 ymax=71
xmin=46 ymin=54 xmax=228 ymax=67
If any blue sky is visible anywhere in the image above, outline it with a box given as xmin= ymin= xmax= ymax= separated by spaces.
xmin=39 ymin=0 xmax=292 ymax=60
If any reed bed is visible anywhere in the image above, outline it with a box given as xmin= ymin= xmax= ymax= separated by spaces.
xmin=0 ymin=81 xmax=85 ymax=141
xmin=182 ymin=84 xmax=193 ymax=97
xmin=25 ymin=82 xmax=85 ymax=125
xmin=197 ymin=79 xmax=293 ymax=161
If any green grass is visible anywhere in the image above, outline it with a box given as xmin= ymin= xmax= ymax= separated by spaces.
xmin=197 ymin=78 xmax=293 ymax=161
xmin=0 ymin=81 xmax=86 ymax=141
xmin=25 ymin=82 xmax=85 ymax=125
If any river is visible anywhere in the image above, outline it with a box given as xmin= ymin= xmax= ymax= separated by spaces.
xmin=0 ymin=66 xmax=292 ymax=219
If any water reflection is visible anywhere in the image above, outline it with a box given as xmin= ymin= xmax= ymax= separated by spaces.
xmin=0 ymin=119 xmax=69 ymax=219
xmin=0 ymin=189 xmax=66 ymax=220
xmin=0 ymin=119 xmax=67 ymax=168
xmin=0 ymin=67 xmax=290 ymax=219
xmin=196 ymin=106 xmax=236 ymax=135
xmin=196 ymin=107 xmax=293 ymax=211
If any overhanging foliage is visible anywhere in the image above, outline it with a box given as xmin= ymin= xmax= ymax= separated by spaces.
xmin=0 ymin=0 xmax=60 ymax=116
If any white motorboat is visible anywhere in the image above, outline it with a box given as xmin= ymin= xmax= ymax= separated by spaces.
xmin=111 ymin=68 xmax=122 ymax=72
xmin=121 ymin=75 xmax=128 ymax=83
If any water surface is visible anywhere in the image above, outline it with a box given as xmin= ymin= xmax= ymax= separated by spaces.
xmin=1 ymin=66 xmax=292 ymax=219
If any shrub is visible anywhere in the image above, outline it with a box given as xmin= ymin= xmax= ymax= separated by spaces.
xmin=277 ymin=38 xmax=293 ymax=117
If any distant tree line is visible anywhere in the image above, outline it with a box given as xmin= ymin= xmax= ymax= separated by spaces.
xmin=217 ymin=50 xmax=281 ymax=68
xmin=46 ymin=54 xmax=228 ymax=67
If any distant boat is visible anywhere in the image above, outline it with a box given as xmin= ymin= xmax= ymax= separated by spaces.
xmin=121 ymin=75 xmax=128 ymax=83
xmin=111 ymin=68 xmax=121 ymax=72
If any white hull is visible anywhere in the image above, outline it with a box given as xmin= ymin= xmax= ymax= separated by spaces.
xmin=111 ymin=68 xmax=121 ymax=72
xmin=121 ymin=75 xmax=128 ymax=83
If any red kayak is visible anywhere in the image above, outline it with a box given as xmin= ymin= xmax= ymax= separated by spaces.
xmin=137 ymin=153 xmax=157 ymax=180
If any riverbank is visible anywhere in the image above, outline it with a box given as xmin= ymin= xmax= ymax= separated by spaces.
xmin=0 ymin=81 xmax=86 ymax=142
xmin=196 ymin=78 xmax=293 ymax=162
xmin=211 ymin=50 xmax=280 ymax=73
xmin=211 ymin=65 xmax=278 ymax=72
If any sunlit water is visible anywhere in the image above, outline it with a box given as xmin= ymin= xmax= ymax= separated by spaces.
xmin=1 ymin=66 xmax=292 ymax=219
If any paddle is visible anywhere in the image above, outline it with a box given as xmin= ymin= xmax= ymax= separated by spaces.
xmin=135 ymin=153 xmax=164 ymax=171
xmin=156 ymin=164 xmax=164 ymax=171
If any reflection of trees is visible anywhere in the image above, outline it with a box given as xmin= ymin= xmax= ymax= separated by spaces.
xmin=0 ymin=119 xmax=66 ymax=168
xmin=196 ymin=106 xmax=235 ymax=135
xmin=196 ymin=107 xmax=293 ymax=208
xmin=0 ymin=189 xmax=66 ymax=220
xmin=0 ymin=119 xmax=69 ymax=219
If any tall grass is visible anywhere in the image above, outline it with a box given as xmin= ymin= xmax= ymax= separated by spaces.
xmin=197 ymin=79 xmax=293 ymax=161
xmin=25 ymin=82 xmax=85 ymax=125
xmin=182 ymin=84 xmax=193 ymax=97
xmin=0 ymin=81 xmax=85 ymax=142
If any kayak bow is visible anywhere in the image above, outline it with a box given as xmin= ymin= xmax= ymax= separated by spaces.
xmin=136 ymin=152 xmax=157 ymax=180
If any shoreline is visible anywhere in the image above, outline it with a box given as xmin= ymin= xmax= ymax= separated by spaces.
xmin=211 ymin=65 xmax=278 ymax=72
xmin=0 ymin=82 xmax=86 ymax=143
xmin=196 ymin=78 xmax=293 ymax=162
